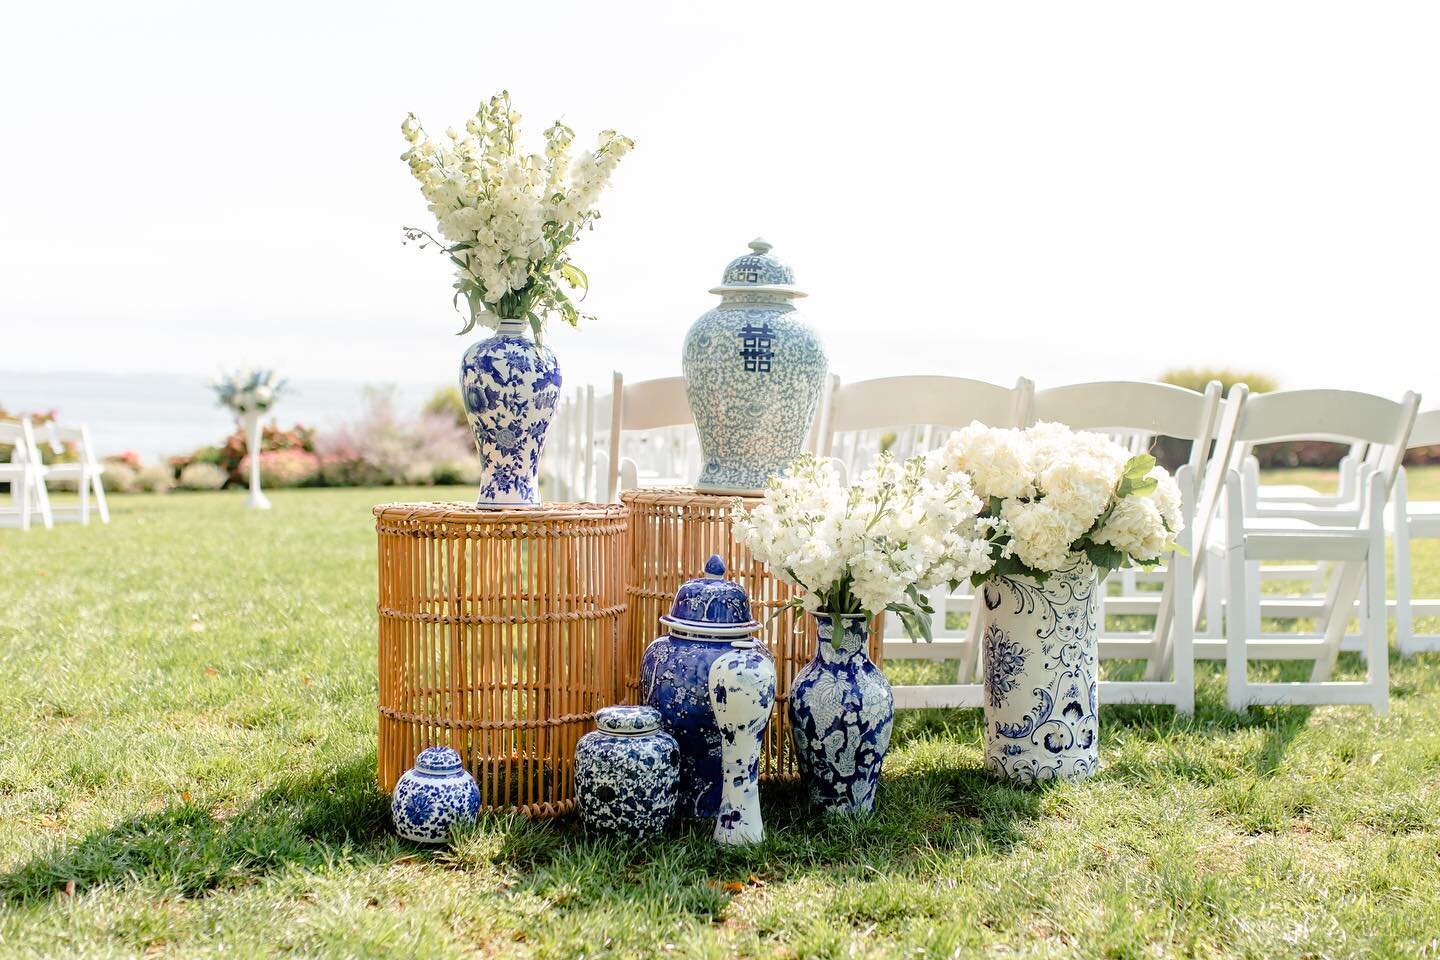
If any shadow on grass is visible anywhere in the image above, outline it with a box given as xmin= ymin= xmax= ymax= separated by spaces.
xmin=0 ymin=755 xmax=393 ymax=905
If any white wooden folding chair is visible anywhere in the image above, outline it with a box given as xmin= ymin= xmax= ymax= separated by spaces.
xmin=1220 ymin=389 xmax=1420 ymax=714
xmin=601 ymin=373 xmax=697 ymax=502
xmin=1026 ymin=380 xmax=1243 ymax=714
xmin=0 ymin=418 xmax=54 ymax=530
xmin=816 ymin=375 xmax=1035 ymax=710
xmin=40 ymin=422 xmax=110 ymax=525
xmin=1392 ymin=409 xmax=1440 ymax=653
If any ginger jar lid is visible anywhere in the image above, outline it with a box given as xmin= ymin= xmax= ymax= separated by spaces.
xmin=413 ymin=746 xmax=464 ymax=775
xmin=659 ymin=555 xmax=760 ymax=638
xmin=708 ymin=238 xmax=808 ymax=300
xmin=596 ymin=705 xmax=662 ymax=735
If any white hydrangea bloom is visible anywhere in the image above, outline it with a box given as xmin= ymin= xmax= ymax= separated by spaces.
xmin=1092 ymin=494 xmax=1170 ymax=562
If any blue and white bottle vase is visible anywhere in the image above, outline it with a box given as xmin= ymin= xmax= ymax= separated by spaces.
xmin=708 ymin=640 xmax=776 ymax=845
xmin=390 ymin=746 xmax=482 ymax=843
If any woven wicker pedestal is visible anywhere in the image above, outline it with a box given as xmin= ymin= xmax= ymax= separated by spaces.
xmin=374 ymin=502 xmax=627 ymax=817
xmin=620 ymin=487 xmax=884 ymax=782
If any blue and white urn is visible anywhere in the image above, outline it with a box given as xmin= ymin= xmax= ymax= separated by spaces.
xmin=683 ymin=239 xmax=827 ymax=493
xmin=981 ymin=557 xmax=1100 ymax=785
xmin=459 ymin=316 xmax=563 ymax=508
xmin=640 ymin=554 xmax=771 ymax=818
xmin=575 ymin=705 xmax=681 ymax=839
xmin=790 ymin=613 xmax=894 ymax=815
xmin=390 ymin=746 xmax=481 ymax=844
xmin=709 ymin=640 xmax=776 ymax=845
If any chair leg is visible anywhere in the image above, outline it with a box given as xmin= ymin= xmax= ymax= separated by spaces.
xmin=1226 ymin=544 xmax=1249 ymax=712
xmin=18 ymin=475 xmax=31 ymax=532
xmin=93 ymin=470 xmax=110 ymax=523
xmin=1393 ymin=494 xmax=1413 ymax=656
xmin=1368 ymin=513 xmax=1390 ymax=715
xmin=78 ymin=468 xmax=91 ymax=525
xmin=958 ymin=594 xmax=984 ymax=683
xmin=1245 ymin=559 xmax=1262 ymax=638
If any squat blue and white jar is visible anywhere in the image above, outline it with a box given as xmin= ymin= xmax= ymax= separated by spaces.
xmin=981 ymin=557 xmax=1100 ymax=785
xmin=459 ymin=315 xmax=563 ymax=508
xmin=682 ymin=239 xmax=827 ymax=493
xmin=575 ymin=705 xmax=681 ymax=839
xmin=640 ymin=555 xmax=772 ymax=818
xmin=790 ymin=613 xmax=893 ymax=815
xmin=390 ymin=746 xmax=481 ymax=843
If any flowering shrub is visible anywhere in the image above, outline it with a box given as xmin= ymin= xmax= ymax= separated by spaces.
xmin=923 ymin=422 xmax=1185 ymax=582
xmin=239 ymin=449 xmax=322 ymax=488
xmin=731 ymin=454 xmax=997 ymax=639
xmin=135 ymin=464 xmax=174 ymax=493
xmin=315 ymin=387 xmax=472 ymax=486
xmin=401 ymin=91 xmax=633 ymax=335
xmin=178 ymin=462 xmax=227 ymax=491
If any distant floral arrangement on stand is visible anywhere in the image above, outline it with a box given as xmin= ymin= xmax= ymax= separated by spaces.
xmin=211 ymin=369 xmax=287 ymax=416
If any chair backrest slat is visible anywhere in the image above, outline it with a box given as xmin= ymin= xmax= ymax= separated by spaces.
xmin=1408 ymin=409 xmax=1440 ymax=450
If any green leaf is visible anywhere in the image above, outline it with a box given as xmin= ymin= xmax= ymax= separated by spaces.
xmin=1123 ymin=454 xmax=1156 ymax=480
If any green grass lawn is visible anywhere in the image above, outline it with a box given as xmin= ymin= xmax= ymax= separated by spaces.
xmin=2 ymin=473 xmax=1439 ymax=958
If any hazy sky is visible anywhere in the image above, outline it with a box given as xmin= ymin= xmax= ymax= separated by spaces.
xmin=3 ymin=1 xmax=1438 ymax=402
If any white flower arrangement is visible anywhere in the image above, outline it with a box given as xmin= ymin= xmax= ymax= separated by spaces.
xmin=922 ymin=421 xmax=1185 ymax=582
xmin=400 ymin=90 xmax=634 ymax=337
xmin=731 ymin=454 xmax=1000 ymax=640
xmin=212 ymin=369 xmax=286 ymax=416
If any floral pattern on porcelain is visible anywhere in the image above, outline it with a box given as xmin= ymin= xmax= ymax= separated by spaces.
xmin=576 ymin=706 xmax=680 ymax=839
xmin=459 ymin=318 xmax=562 ymax=508
xmin=981 ymin=557 xmax=1100 ymax=785
xmin=661 ymin=555 xmax=758 ymax=634
xmin=683 ymin=239 xmax=827 ymax=493
xmin=789 ymin=614 xmax=893 ymax=815
xmin=708 ymin=641 xmax=776 ymax=845
xmin=390 ymin=746 xmax=481 ymax=844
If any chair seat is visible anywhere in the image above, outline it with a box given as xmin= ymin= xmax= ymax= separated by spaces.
xmin=1236 ymin=517 xmax=1371 ymax=561
xmin=1255 ymin=484 xmax=1332 ymax=501
xmin=1250 ymin=501 xmax=1363 ymax=525
xmin=41 ymin=462 xmax=88 ymax=479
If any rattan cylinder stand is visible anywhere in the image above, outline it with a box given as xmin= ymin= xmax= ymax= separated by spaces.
xmin=374 ymin=501 xmax=628 ymax=817
xmin=620 ymin=487 xmax=883 ymax=782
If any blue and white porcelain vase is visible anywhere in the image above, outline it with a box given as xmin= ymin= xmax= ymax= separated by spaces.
xmin=459 ymin=316 xmax=563 ymax=508
xmin=575 ymin=705 xmax=681 ymax=839
xmin=682 ymin=239 xmax=827 ymax=493
xmin=390 ymin=746 xmax=481 ymax=843
xmin=640 ymin=555 xmax=770 ymax=818
xmin=789 ymin=613 xmax=893 ymax=815
xmin=708 ymin=640 xmax=776 ymax=845
xmin=981 ymin=557 xmax=1100 ymax=785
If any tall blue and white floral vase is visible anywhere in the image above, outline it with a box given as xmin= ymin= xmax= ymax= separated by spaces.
xmin=981 ymin=557 xmax=1100 ymax=785
xmin=575 ymin=705 xmax=681 ymax=840
xmin=641 ymin=555 xmax=768 ymax=818
xmin=789 ymin=613 xmax=893 ymax=815
xmin=459 ymin=316 xmax=563 ymax=508
xmin=390 ymin=746 xmax=481 ymax=843
xmin=708 ymin=640 xmax=776 ymax=845
xmin=682 ymin=239 xmax=828 ymax=493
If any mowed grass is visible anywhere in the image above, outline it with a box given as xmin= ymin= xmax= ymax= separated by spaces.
xmin=1 ymin=474 xmax=1439 ymax=958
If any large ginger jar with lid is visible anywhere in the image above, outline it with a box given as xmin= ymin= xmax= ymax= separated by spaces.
xmin=683 ymin=238 xmax=828 ymax=493
xmin=640 ymin=555 xmax=774 ymax=818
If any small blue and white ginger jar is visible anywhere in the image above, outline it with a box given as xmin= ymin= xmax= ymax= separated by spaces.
xmin=575 ymin=705 xmax=681 ymax=839
xmin=683 ymin=239 xmax=828 ymax=493
xmin=459 ymin=316 xmax=563 ymax=508
xmin=391 ymin=746 xmax=481 ymax=843
xmin=640 ymin=554 xmax=773 ymax=818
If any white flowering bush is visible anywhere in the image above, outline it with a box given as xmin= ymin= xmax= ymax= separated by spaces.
xmin=731 ymin=454 xmax=999 ymax=640
xmin=922 ymin=421 xmax=1185 ymax=583
xmin=400 ymin=91 xmax=634 ymax=337
xmin=212 ymin=369 xmax=286 ymax=416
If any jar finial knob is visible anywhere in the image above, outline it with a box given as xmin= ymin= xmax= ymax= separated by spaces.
xmin=704 ymin=554 xmax=726 ymax=578
xmin=748 ymin=237 xmax=771 ymax=255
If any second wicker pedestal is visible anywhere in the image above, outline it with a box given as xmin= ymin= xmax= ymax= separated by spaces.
xmin=620 ymin=487 xmax=884 ymax=781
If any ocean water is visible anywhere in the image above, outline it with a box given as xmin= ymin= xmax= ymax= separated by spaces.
xmin=0 ymin=370 xmax=439 ymax=463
